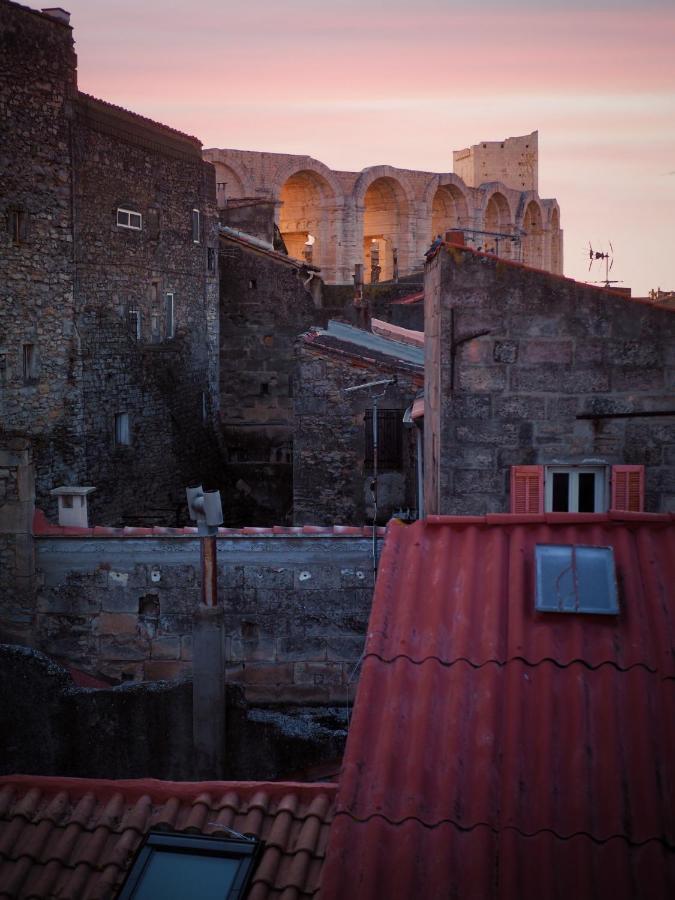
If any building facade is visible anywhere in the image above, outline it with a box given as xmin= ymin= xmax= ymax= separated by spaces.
xmin=204 ymin=131 xmax=562 ymax=285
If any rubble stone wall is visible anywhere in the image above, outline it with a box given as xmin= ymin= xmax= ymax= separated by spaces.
xmin=30 ymin=534 xmax=380 ymax=703
xmin=425 ymin=247 xmax=675 ymax=514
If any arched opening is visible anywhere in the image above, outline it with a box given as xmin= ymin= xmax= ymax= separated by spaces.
xmin=363 ymin=177 xmax=408 ymax=283
xmin=522 ymin=201 xmax=544 ymax=267
xmin=483 ymin=192 xmax=511 ymax=258
xmin=279 ymin=170 xmax=332 ymax=267
xmin=213 ymin=162 xmax=246 ymax=208
xmin=550 ymin=207 xmax=561 ymax=274
xmin=431 ymin=184 xmax=469 ymax=242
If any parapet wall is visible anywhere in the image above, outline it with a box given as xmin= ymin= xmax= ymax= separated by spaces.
xmin=26 ymin=526 xmax=382 ymax=703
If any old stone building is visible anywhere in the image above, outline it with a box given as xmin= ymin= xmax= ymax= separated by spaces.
xmin=294 ymin=320 xmax=424 ymax=524
xmin=0 ymin=1 xmax=220 ymax=524
xmin=204 ymin=131 xmax=562 ymax=285
xmin=424 ymin=244 xmax=675 ymax=515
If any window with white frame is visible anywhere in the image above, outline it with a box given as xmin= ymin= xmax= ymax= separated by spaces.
xmin=191 ymin=208 xmax=201 ymax=243
xmin=117 ymin=208 xmax=143 ymax=230
xmin=114 ymin=413 xmax=130 ymax=446
xmin=127 ymin=308 xmax=141 ymax=341
xmin=545 ymin=465 xmax=607 ymax=513
xmin=165 ymin=293 xmax=175 ymax=339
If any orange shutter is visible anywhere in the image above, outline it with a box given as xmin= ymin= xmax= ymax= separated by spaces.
xmin=611 ymin=465 xmax=645 ymax=511
xmin=510 ymin=465 xmax=544 ymax=514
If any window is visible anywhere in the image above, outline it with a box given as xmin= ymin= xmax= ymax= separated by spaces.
xmin=202 ymin=391 xmax=208 ymax=423
xmin=117 ymin=208 xmax=143 ymax=230
xmin=208 ymin=247 xmax=216 ymax=272
xmin=192 ymin=208 xmax=201 ymax=243
xmin=22 ymin=343 xmax=36 ymax=383
xmin=510 ymin=465 xmax=645 ymax=514
xmin=118 ymin=832 xmax=260 ymax=900
xmin=128 ymin=308 xmax=141 ymax=340
xmin=147 ymin=207 xmax=160 ymax=239
xmin=365 ymin=408 xmax=404 ymax=471
xmin=115 ymin=413 xmax=130 ymax=446
xmin=535 ymin=544 xmax=619 ymax=615
xmin=248 ymin=279 xmax=257 ymax=290
xmin=8 ymin=207 xmax=28 ymax=243
xmin=165 ymin=293 xmax=175 ymax=339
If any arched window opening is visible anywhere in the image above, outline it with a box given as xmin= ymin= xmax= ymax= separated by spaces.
xmin=363 ymin=177 xmax=407 ymax=283
xmin=431 ymin=185 xmax=468 ymax=243
xmin=483 ymin=192 xmax=511 ymax=258
xmin=279 ymin=171 xmax=330 ymax=267
xmin=550 ymin=207 xmax=561 ymax=274
xmin=213 ymin=163 xmax=246 ymax=209
xmin=522 ymin=201 xmax=544 ymax=267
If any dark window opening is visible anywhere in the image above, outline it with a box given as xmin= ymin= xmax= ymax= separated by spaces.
xmin=207 ymin=247 xmax=216 ymax=272
xmin=260 ymin=382 xmax=269 ymax=396
xmin=249 ymin=279 xmax=257 ymax=290
xmin=578 ymin=473 xmax=596 ymax=513
xmin=22 ymin=343 xmax=36 ymax=383
xmin=365 ymin=408 xmax=404 ymax=471
xmin=551 ymin=472 xmax=569 ymax=512
xmin=9 ymin=208 xmax=28 ymax=243
xmin=192 ymin=208 xmax=201 ymax=243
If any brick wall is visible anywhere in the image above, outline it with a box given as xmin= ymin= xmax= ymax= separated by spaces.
xmin=30 ymin=532 xmax=380 ymax=703
xmin=425 ymin=246 xmax=675 ymax=514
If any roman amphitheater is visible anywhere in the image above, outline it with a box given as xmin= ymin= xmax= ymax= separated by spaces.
xmin=204 ymin=130 xmax=562 ymax=284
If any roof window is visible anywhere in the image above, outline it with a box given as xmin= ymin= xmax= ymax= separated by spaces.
xmin=118 ymin=831 xmax=260 ymax=900
xmin=535 ymin=544 xmax=619 ymax=615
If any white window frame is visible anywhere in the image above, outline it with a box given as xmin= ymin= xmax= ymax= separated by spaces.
xmin=114 ymin=412 xmax=131 ymax=446
xmin=545 ymin=465 xmax=607 ymax=513
xmin=192 ymin=208 xmax=201 ymax=243
xmin=117 ymin=208 xmax=143 ymax=231
xmin=165 ymin=292 xmax=175 ymax=339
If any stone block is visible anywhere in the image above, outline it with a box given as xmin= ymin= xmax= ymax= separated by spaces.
xmin=339 ymin=567 xmax=374 ymax=589
xmin=276 ymin=636 xmax=327 ymax=661
xmin=101 ymin=590 xmax=138 ymax=614
xmin=455 ymin=422 xmax=519 ymax=447
xmin=241 ymin=662 xmax=294 ymax=685
xmin=294 ymin=565 xmax=340 ymax=591
xmin=611 ymin=368 xmax=665 ymax=392
xmin=453 ymin=469 xmax=504 ymax=495
xmin=218 ymin=565 xmax=244 ymax=588
xmin=606 ymin=341 xmax=662 ymax=368
xmin=494 ymin=396 xmax=546 ymax=420
xmin=95 ymin=612 xmax=137 ymax=635
xmin=99 ymin=636 xmax=149 ymax=661
xmin=493 ymin=341 xmax=518 ymax=364
xmin=243 ymin=566 xmax=293 ymax=591
xmin=521 ymin=340 xmax=572 ymax=365
xmin=38 ymin=587 xmax=101 ymax=616
xmin=293 ymin=662 xmax=344 ymax=686
xmin=151 ymin=636 xmax=181 ymax=659
xmin=457 ymin=365 xmax=506 ymax=392
xmin=143 ymin=659 xmax=190 ymax=681
xmin=449 ymin=394 xmax=492 ymax=419
xmin=243 ymin=683 xmax=330 ymax=704
xmin=229 ymin=636 xmax=276 ymax=663
xmin=325 ymin=635 xmax=365 ymax=661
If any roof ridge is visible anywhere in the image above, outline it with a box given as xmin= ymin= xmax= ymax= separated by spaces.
xmin=331 ymin=811 xmax=675 ymax=849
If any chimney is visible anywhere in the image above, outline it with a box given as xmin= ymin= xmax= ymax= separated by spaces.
xmin=41 ymin=8 xmax=71 ymax=24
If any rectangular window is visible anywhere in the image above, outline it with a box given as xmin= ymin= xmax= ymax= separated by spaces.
xmin=22 ymin=343 xmax=36 ymax=383
xmin=165 ymin=293 xmax=175 ymax=339
xmin=545 ymin=466 xmax=606 ymax=513
xmin=114 ymin=413 xmax=130 ymax=446
xmin=202 ymin=391 xmax=208 ymax=423
xmin=151 ymin=313 xmax=160 ymax=344
xmin=9 ymin=208 xmax=28 ymax=243
xmin=365 ymin=408 xmax=404 ymax=471
xmin=117 ymin=208 xmax=143 ymax=230
xmin=128 ymin=308 xmax=141 ymax=341
xmin=192 ymin=208 xmax=201 ymax=243
xmin=207 ymin=247 xmax=216 ymax=272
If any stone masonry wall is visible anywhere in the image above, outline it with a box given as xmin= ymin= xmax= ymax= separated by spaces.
xmin=294 ymin=348 xmax=421 ymax=524
xmin=218 ymin=239 xmax=323 ymax=524
xmin=30 ymin=533 xmax=379 ymax=704
xmin=71 ymin=100 xmax=221 ymax=524
xmin=0 ymin=440 xmax=35 ymax=638
xmin=425 ymin=246 xmax=675 ymax=514
xmin=0 ymin=2 xmax=85 ymax=497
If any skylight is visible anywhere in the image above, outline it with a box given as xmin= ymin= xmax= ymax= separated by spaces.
xmin=534 ymin=544 xmax=619 ymax=615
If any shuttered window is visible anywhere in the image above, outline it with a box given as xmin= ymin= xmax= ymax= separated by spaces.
xmin=611 ymin=465 xmax=644 ymax=512
xmin=510 ymin=465 xmax=544 ymax=514
xmin=365 ymin=408 xmax=404 ymax=471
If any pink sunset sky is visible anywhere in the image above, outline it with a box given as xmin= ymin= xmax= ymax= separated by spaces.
xmin=58 ymin=0 xmax=674 ymax=294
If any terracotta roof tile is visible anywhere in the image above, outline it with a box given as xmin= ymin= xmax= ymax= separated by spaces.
xmin=0 ymin=777 xmax=336 ymax=899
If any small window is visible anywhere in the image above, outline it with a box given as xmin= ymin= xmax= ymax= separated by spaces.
xmin=202 ymin=391 xmax=209 ymax=423
xmin=115 ymin=413 xmax=130 ymax=446
xmin=117 ymin=208 xmax=143 ymax=230
xmin=9 ymin=208 xmax=28 ymax=243
xmin=545 ymin=466 xmax=606 ymax=513
xmin=118 ymin=832 xmax=260 ymax=900
xmin=365 ymin=408 xmax=404 ymax=471
xmin=150 ymin=281 xmax=159 ymax=303
xmin=207 ymin=247 xmax=216 ymax=272
xmin=535 ymin=544 xmax=619 ymax=615
xmin=192 ymin=208 xmax=201 ymax=243
xmin=62 ymin=495 xmax=73 ymax=509
xmin=165 ymin=293 xmax=175 ymax=339
xmin=128 ymin=308 xmax=141 ymax=341
xmin=22 ymin=343 xmax=36 ymax=382
xmin=249 ymin=279 xmax=257 ymax=290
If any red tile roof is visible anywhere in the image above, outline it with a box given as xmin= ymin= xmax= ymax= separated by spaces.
xmin=0 ymin=776 xmax=336 ymax=899
xmin=320 ymin=515 xmax=675 ymax=900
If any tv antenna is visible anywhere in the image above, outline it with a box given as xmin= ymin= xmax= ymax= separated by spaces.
xmin=587 ymin=242 xmax=622 ymax=288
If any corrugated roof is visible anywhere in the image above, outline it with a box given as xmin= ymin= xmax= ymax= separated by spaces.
xmin=320 ymin=515 xmax=675 ymax=900
xmin=0 ymin=776 xmax=336 ymax=900
xmin=303 ymin=321 xmax=424 ymax=374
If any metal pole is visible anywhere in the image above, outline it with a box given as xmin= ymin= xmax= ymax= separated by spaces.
xmin=201 ymin=534 xmax=218 ymax=607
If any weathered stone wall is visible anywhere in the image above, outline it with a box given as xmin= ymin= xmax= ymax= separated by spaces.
xmin=0 ymin=2 xmax=85 ymax=497
xmin=29 ymin=533 xmax=379 ymax=703
xmin=0 ymin=645 xmax=346 ymax=781
xmin=71 ymin=98 xmax=221 ymax=524
xmin=218 ymin=238 xmax=323 ymax=524
xmin=425 ymin=246 xmax=675 ymax=514
xmin=0 ymin=440 xmax=35 ymax=638
xmin=294 ymin=348 xmax=421 ymax=524
xmin=204 ymin=142 xmax=563 ymax=283
xmin=453 ymin=131 xmax=539 ymax=192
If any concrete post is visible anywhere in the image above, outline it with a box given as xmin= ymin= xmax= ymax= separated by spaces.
xmin=192 ymin=604 xmax=226 ymax=779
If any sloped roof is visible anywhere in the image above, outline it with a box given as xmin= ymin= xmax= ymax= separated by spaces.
xmin=320 ymin=514 xmax=675 ymax=900
xmin=0 ymin=776 xmax=336 ymax=899
xmin=302 ymin=321 xmax=424 ymax=376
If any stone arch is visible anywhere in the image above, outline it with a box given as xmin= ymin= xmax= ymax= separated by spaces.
xmin=480 ymin=187 xmax=513 ymax=258
xmin=428 ymin=176 xmax=470 ymax=242
xmin=521 ymin=198 xmax=545 ymax=268
xmin=353 ymin=167 xmax=416 ymax=283
xmin=209 ymin=157 xmax=255 ymax=206
xmin=276 ymin=167 xmax=339 ymax=271
xmin=548 ymin=203 xmax=562 ymax=274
